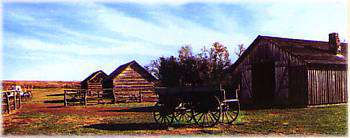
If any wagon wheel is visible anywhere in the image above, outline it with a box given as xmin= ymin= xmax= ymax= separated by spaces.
xmin=220 ymin=101 xmax=240 ymax=124
xmin=193 ymin=96 xmax=221 ymax=127
xmin=153 ymin=102 xmax=174 ymax=127
xmin=173 ymin=103 xmax=194 ymax=125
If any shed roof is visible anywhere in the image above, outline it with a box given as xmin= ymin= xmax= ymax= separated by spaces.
xmin=108 ymin=60 xmax=158 ymax=82
xmin=81 ymin=70 xmax=108 ymax=84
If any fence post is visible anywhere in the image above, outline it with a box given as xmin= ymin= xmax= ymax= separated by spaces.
xmin=84 ymin=90 xmax=87 ymax=106
xmin=64 ymin=90 xmax=67 ymax=107
xmin=13 ymin=91 xmax=17 ymax=110
xmin=18 ymin=91 xmax=21 ymax=108
xmin=6 ymin=93 xmax=10 ymax=114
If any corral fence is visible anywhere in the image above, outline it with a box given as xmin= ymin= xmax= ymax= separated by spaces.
xmin=63 ymin=89 xmax=110 ymax=106
xmin=64 ymin=88 xmax=157 ymax=106
xmin=1 ymin=90 xmax=32 ymax=114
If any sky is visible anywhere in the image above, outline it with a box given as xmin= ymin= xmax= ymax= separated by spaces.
xmin=2 ymin=0 xmax=348 ymax=81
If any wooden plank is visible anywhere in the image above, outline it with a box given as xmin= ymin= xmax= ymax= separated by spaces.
xmin=13 ymin=91 xmax=17 ymax=110
xmin=312 ymin=70 xmax=318 ymax=104
xmin=6 ymin=93 xmax=10 ymax=113
xmin=315 ymin=70 xmax=318 ymax=105
xmin=84 ymin=91 xmax=87 ymax=106
xmin=18 ymin=91 xmax=21 ymax=108
xmin=64 ymin=90 xmax=67 ymax=106
xmin=307 ymin=70 xmax=310 ymax=105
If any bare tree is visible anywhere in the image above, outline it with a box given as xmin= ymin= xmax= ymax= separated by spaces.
xmin=234 ymin=44 xmax=246 ymax=58
xmin=178 ymin=45 xmax=193 ymax=62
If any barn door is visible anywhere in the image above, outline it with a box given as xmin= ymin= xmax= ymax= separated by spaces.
xmin=252 ymin=62 xmax=275 ymax=106
xmin=289 ymin=66 xmax=307 ymax=106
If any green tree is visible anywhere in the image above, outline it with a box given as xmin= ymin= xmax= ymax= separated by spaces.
xmin=178 ymin=45 xmax=199 ymax=86
xmin=146 ymin=42 xmax=232 ymax=87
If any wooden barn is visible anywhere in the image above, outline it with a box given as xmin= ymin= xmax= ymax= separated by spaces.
xmin=103 ymin=60 xmax=158 ymax=103
xmin=229 ymin=33 xmax=347 ymax=107
xmin=81 ymin=70 xmax=108 ymax=96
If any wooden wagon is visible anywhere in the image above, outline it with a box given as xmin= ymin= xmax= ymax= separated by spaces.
xmin=153 ymin=86 xmax=240 ymax=127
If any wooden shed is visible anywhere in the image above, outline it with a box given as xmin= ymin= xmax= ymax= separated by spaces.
xmin=103 ymin=60 xmax=158 ymax=103
xmin=229 ymin=33 xmax=347 ymax=107
xmin=81 ymin=70 xmax=108 ymax=96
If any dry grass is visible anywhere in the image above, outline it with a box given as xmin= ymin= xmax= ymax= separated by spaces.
xmin=2 ymin=88 xmax=347 ymax=136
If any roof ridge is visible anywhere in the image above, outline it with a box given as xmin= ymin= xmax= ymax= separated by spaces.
xmin=108 ymin=60 xmax=157 ymax=81
xmin=81 ymin=70 xmax=107 ymax=83
xmin=260 ymin=35 xmax=330 ymax=43
xmin=260 ymin=35 xmax=348 ymax=45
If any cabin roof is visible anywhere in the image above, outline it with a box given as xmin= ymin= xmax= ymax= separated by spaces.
xmin=108 ymin=60 xmax=158 ymax=82
xmin=260 ymin=35 xmax=347 ymax=64
xmin=229 ymin=35 xmax=348 ymax=72
xmin=81 ymin=70 xmax=108 ymax=84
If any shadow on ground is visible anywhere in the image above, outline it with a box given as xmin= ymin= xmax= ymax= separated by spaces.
xmin=83 ymin=123 xmax=164 ymax=131
xmin=83 ymin=123 xmax=191 ymax=131
xmin=46 ymin=93 xmax=65 ymax=97
xmin=44 ymin=100 xmax=65 ymax=103
xmin=100 ymin=106 xmax=156 ymax=113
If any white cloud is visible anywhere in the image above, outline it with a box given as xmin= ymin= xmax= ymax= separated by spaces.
xmin=3 ymin=1 xmax=347 ymax=80
xmin=88 ymin=3 xmax=250 ymax=57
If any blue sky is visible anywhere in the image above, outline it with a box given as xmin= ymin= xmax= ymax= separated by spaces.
xmin=2 ymin=1 xmax=347 ymax=81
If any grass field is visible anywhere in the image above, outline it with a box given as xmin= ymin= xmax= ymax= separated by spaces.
xmin=2 ymin=88 xmax=347 ymax=136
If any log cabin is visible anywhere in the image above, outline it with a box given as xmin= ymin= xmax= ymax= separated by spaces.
xmin=229 ymin=33 xmax=347 ymax=107
xmin=103 ymin=60 xmax=158 ymax=103
xmin=81 ymin=70 xmax=108 ymax=97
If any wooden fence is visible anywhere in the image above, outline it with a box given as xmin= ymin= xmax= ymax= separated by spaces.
xmin=64 ymin=88 xmax=158 ymax=106
xmin=2 ymin=90 xmax=32 ymax=114
xmin=63 ymin=89 xmax=87 ymax=106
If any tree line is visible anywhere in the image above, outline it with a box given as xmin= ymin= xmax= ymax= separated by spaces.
xmin=146 ymin=42 xmax=245 ymax=87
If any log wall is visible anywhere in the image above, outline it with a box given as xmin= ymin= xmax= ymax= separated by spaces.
xmin=87 ymin=83 xmax=103 ymax=97
xmin=82 ymin=72 xmax=107 ymax=97
xmin=113 ymin=66 xmax=156 ymax=102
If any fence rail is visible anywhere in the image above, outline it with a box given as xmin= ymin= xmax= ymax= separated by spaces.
xmin=64 ymin=88 xmax=157 ymax=106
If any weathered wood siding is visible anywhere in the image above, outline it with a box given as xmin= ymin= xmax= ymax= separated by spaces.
xmin=274 ymin=66 xmax=289 ymax=105
xmin=240 ymin=69 xmax=252 ymax=104
xmin=231 ymin=36 xmax=347 ymax=107
xmin=113 ymin=66 xmax=156 ymax=102
xmin=289 ymin=66 xmax=308 ymax=106
xmin=307 ymin=69 xmax=347 ymax=105
xmin=233 ymin=39 xmax=304 ymax=105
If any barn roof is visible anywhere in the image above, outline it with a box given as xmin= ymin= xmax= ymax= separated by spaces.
xmin=108 ymin=60 xmax=158 ymax=82
xmin=229 ymin=35 xmax=348 ymax=72
xmin=81 ymin=70 xmax=108 ymax=84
